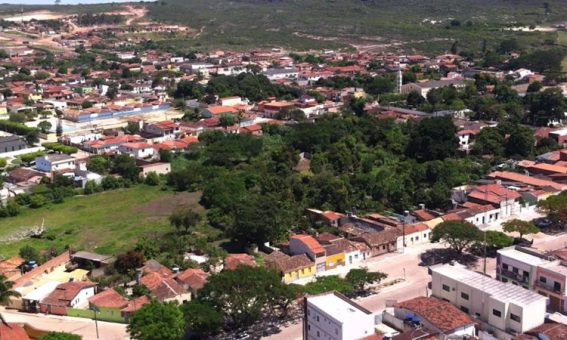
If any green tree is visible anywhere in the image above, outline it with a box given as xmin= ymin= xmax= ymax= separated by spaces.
xmin=19 ymin=245 xmax=40 ymax=262
xmin=431 ymin=221 xmax=483 ymax=254
xmin=87 ymin=155 xmax=109 ymax=175
xmin=472 ymin=127 xmax=505 ymax=157
xmin=484 ymin=230 xmax=514 ymax=249
xmin=0 ymin=274 xmax=20 ymax=304
xmin=114 ymin=251 xmax=144 ymax=274
xmin=219 ymin=113 xmax=236 ymax=128
xmin=40 ymin=332 xmax=81 ymax=340
xmin=37 ymin=121 xmax=52 ymax=134
xmin=181 ymin=301 xmax=222 ymax=336
xmin=144 ymin=172 xmax=160 ymax=186
xmin=169 ymin=208 xmax=201 ymax=235
xmin=125 ymin=121 xmax=140 ymax=135
xmin=406 ymin=116 xmax=458 ymax=162
xmin=199 ymin=266 xmax=291 ymax=328
xmin=111 ymin=154 xmax=140 ymax=181
xmin=127 ymin=301 xmax=185 ymax=340
xmin=502 ymin=219 xmax=539 ymax=240
xmin=345 ymin=268 xmax=387 ymax=293
xmin=406 ymin=90 xmax=425 ymax=107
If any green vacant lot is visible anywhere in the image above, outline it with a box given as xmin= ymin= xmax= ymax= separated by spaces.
xmin=0 ymin=186 xmax=203 ymax=258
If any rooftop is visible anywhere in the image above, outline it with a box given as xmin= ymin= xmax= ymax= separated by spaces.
xmin=394 ymin=296 xmax=473 ymax=333
xmin=497 ymin=247 xmax=552 ymax=267
xmin=308 ymin=292 xmax=372 ymax=323
xmin=431 ymin=263 xmax=548 ymax=305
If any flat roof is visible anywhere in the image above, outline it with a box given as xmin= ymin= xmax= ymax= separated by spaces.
xmin=308 ymin=292 xmax=372 ymax=323
xmin=497 ymin=247 xmax=551 ymax=267
xmin=431 ymin=263 xmax=547 ymax=305
xmin=22 ymin=281 xmax=60 ymax=302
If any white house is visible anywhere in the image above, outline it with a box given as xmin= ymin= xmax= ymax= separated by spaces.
xmin=264 ymin=67 xmax=299 ymax=81
xmin=430 ymin=263 xmax=547 ymax=337
xmin=305 ymin=292 xmax=377 ymax=340
xmin=496 ymin=246 xmax=553 ymax=289
xmin=35 ymin=154 xmax=76 ymax=173
xmin=397 ymin=223 xmax=431 ymax=249
xmin=118 ymin=142 xmax=155 ymax=159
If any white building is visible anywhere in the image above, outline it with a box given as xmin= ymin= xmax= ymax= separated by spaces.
xmin=35 ymin=154 xmax=76 ymax=173
xmin=118 ymin=142 xmax=155 ymax=159
xmin=305 ymin=292 xmax=377 ymax=340
xmin=430 ymin=263 xmax=547 ymax=337
xmin=496 ymin=246 xmax=553 ymax=289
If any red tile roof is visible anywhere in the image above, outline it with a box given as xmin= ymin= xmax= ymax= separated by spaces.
xmin=120 ymin=295 xmax=150 ymax=314
xmin=413 ymin=209 xmax=436 ymax=221
xmin=290 ymin=234 xmax=325 ymax=254
xmin=394 ymin=297 xmax=473 ymax=333
xmin=175 ymin=268 xmax=208 ymax=291
xmin=41 ymin=281 xmax=95 ymax=307
xmin=468 ymin=184 xmax=521 ymax=205
xmin=140 ymin=272 xmax=186 ymax=301
xmin=224 ymin=253 xmax=257 ymax=270
xmin=0 ymin=323 xmax=30 ymax=340
xmin=488 ymin=171 xmax=566 ymax=191
xmin=520 ymin=323 xmax=567 ymax=340
xmin=88 ymin=288 xmax=129 ymax=309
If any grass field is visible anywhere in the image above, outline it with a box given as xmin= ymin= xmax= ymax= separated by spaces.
xmin=558 ymin=31 xmax=567 ymax=72
xmin=0 ymin=186 xmax=203 ymax=258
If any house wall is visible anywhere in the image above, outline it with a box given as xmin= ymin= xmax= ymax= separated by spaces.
xmin=36 ymin=158 xmax=76 ymax=173
xmin=289 ymin=239 xmax=316 ymax=261
xmin=70 ymin=287 xmax=95 ymax=308
xmin=431 ymin=269 xmax=546 ymax=334
xmin=344 ymin=250 xmax=362 ymax=265
xmin=283 ymin=264 xmax=316 ymax=284
xmin=306 ymin=302 xmax=375 ymax=340
xmin=325 ymin=253 xmax=345 ymax=270
xmin=496 ymin=254 xmax=534 ymax=288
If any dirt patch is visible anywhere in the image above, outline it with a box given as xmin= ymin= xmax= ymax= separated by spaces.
xmin=132 ymin=191 xmax=204 ymax=216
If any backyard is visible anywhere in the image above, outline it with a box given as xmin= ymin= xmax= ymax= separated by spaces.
xmin=0 ymin=186 xmax=203 ymax=258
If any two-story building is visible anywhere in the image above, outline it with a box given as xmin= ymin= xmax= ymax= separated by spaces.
xmin=289 ymin=234 xmax=327 ymax=273
xmin=535 ymin=261 xmax=567 ymax=313
xmin=35 ymin=154 xmax=76 ymax=173
xmin=496 ymin=246 xmax=553 ymax=289
xmin=430 ymin=263 xmax=547 ymax=337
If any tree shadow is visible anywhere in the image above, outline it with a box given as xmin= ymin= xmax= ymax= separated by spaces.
xmin=419 ymin=248 xmax=478 ymax=267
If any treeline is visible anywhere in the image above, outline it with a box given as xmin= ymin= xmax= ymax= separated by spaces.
xmin=76 ymin=14 xmax=125 ymax=26
xmin=0 ymin=120 xmax=39 ymax=144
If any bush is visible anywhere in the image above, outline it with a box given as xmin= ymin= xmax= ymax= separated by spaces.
xmin=29 ymin=195 xmax=47 ymax=208
xmin=144 ymin=172 xmax=160 ymax=186
xmin=42 ymin=142 xmax=78 ymax=155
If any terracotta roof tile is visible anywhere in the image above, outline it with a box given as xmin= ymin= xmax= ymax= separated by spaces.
xmin=224 ymin=254 xmax=256 ymax=270
xmin=88 ymin=288 xmax=129 ymax=309
xmin=394 ymin=297 xmax=473 ymax=333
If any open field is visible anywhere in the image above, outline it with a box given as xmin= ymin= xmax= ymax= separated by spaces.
xmin=0 ymin=186 xmax=203 ymax=258
xmin=557 ymin=31 xmax=567 ymax=71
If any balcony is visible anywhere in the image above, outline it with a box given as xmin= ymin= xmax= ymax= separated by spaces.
xmin=499 ymin=269 xmax=529 ymax=284
xmin=535 ymin=281 xmax=563 ymax=295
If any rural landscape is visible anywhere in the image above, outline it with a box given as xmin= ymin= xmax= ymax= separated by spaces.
xmin=1 ymin=1 xmax=567 ymax=340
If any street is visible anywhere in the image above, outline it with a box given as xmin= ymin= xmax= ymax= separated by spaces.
xmin=265 ymin=231 xmax=567 ymax=340
xmin=0 ymin=307 xmax=128 ymax=340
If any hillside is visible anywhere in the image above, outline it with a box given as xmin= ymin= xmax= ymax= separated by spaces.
xmin=144 ymin=0 xmax=567 ymax=52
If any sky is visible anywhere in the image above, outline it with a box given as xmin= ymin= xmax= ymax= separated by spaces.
xmin=3 ymin=0 xmax=143 ymax=4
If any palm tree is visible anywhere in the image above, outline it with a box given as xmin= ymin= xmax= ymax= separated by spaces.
xmin=0 ymin=275 xmax=20 ymax=306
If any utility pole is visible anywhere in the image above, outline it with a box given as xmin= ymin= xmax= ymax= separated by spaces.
xmin=483 ymin=229 xmax=487 ymax=275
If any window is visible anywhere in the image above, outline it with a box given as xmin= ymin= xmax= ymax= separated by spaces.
xmin=460 ymin=306 xmax=469 ymax=313
xmin=554 ymin=281 xmax=561 ymax=291
xmin=523 ymin=271 xmax=529 ymax=277
xmin=512 ymin=267 xmax=519 ymax=274
xmin=511 ymin=314 xmax=521 ymax=323
xmin=502 ymin=278 xmax=508 ymax=283
xmin=492 ymin=309 xmax=502 ymax=318
xmin=442 ymin=284 xmax=450 ymax=292
xmin=461 ymin=292 xmax=469 ymax=300
xmin=316 ymin=316 xmax=319 ymax=322
xmin=540 ymin=276 xmax=547 ymax=283
xmin=317 ymin=331 xmax=320 ymax=337
xmin=503 ymin=264 xmax=508 ymax=270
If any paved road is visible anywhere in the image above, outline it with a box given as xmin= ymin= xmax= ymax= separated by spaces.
xmin=0 ymin=307 xmax=129 ymax=340
xmin=265 ymin=232 xmax=567 ymax=340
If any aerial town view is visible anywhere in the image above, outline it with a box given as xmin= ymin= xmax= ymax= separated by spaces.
xmin=3 ymin=0 xmax=567 ymax=339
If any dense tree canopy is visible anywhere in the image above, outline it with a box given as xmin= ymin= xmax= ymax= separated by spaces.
xmin=128 ymin=301 xmax=185 ymax=340
xmin=431 ymin=221 xmax=483 ymax=253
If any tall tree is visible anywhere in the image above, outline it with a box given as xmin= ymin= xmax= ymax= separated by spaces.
xmin=127 ymin=301 xmax=185 ymax=340
xmin=431 ymin=221 xmax=483 ymax=254
xmin=502 ymin=219 xmax=539 ymax=240
xmin=406 ymin=116 xmax=458 ymax=162
xmin=345 ymin=268 xmax=387 ymax=293
xmin=538 ymin=193 xmax=567 ymax=229
xmin=169 ymin=208 xmax=201 ymax=236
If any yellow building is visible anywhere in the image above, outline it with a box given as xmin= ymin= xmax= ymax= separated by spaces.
xmin=324 ymin=245 xmax=345 ymax=270
xmin=265 ymin=251 xmax=316 ymax=284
